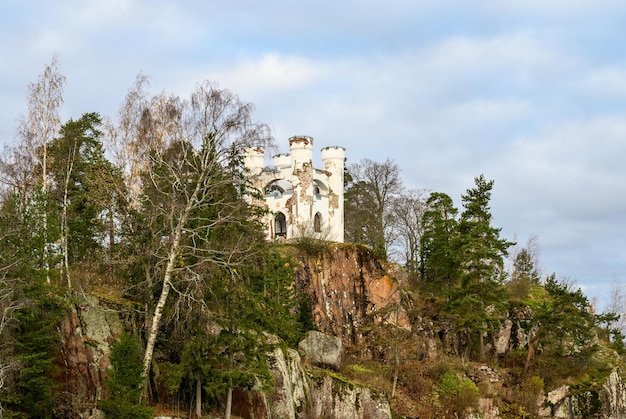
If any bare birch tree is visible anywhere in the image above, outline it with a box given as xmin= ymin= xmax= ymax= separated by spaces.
xmin=115 ymin=81 xmax=272 ymax=382
xmin=390 ymin=188 xmax=429 ymax=281
xmin=3 ymin=56 xmax=66 ymax=283
xmin=605 ymin=280 xmax=626 ymax=335
xmin=104 ymin=73 xmax=153 ymax=209
xmin=345 ymin=158 xmax=404 ymax=260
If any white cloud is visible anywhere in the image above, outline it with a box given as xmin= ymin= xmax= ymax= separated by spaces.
xmin=75 ymin=0 xmax=134 ymax=23
xmin=435 ymin=98 xmax=532 ymax=131
xmin=416 ymin=33 xmax=572 ymax=89
xmin=494 ymin=115 xmax=626 ymax=247
xmin=184 ymin=54 xmax=330 ymax=97
xmin=483 ymin=0 xmax=623 ymax=15
xmin=581 ymin=66 xmax=626 ymax=98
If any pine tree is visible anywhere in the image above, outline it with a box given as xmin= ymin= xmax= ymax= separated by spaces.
xmin=447 ymin=175 xmax=513 ymax=360
xmin=420 ymin=192 xmax=460 ymax=288
xmin=101 ymin=332 xmax=152 ymax=419
xmin=2 ymin=280 xmax=64 ymax=418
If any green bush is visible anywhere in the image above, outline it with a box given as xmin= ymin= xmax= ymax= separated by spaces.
xmin=437 ymin=372 xmax=479 ymax=417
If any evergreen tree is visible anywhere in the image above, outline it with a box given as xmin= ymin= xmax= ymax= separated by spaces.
xmin=48 ymin=113 xmax=120 ymax=260
xmin=1 ymin=280 xmax=64 ymax=418
xmin=168 ymin=267 xmax=273 ymax=419
xmin=47 ymin=113 xmax=123 ymax=287
xmin=523 ymin=274 xmax=597 ymax=376
xmin=0 ymin=183 xmax=64 ymax=418
xmin=458 ymin=175 xmax=513 ymax=286
xmin=420 ymin=192 xmax=460 ymax=288
xmin=101 ymin=332 xmax=152 ymax=419
xmin=446 ymin=175 xmax=513 ymax=360
xmin=207 ymin=272 xmax=272 ymax=419
xmin=248 ymin=247 xmax=308 ymax=346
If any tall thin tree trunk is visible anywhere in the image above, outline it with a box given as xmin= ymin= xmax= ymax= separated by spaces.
xmin=108 ymin=208 xmax=115 ymax=252
xmin=479 ymin=329 xmax=485 ymax=361
xmin=142 ymin=168 xmax=206 ymax=380
xmin=62 ymin=191 xmax=70 ymax=288
xmin=224 ymin=349 xmax=235 ymax=419
xmin=43 ymin=141 xmax=50 ymax=284
xmin=195 ymin=377 xmax=202 ymax=418
xmin=391 ymin=302 xmax=400 ymax=400
xmin=524 ymin=334 xmax=539 ymax=376
xmin=142 ymin=262 xmax=173 ymax=377
xmin=62 ymin=152 xmax=74 ymax=288
xmin=143 ymin=263 xmax=153 ymax=291
xmin=225 ymin=380 xmax=233 ymax=419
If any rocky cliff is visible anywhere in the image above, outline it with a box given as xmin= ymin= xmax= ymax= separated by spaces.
xmin=293 ymin=244 xmax=408 ymax=345
xmin=56 ymin=294 xmax=123 ymax=416
xmin=53 ymin=244 xmax=626 ymax=418
xmin=55 ymin=245 xmax=398 ymax=418
xmin=235 ymin=341 xmax=392 ymax=419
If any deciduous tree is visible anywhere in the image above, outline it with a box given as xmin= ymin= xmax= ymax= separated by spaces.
xmin=344 ymin=158 xmax=403 ymax=260
xmin=14 ymin=56 xmax=66 ymax=283
xmin=390 ymin=188 xmax=429 ymax=283
xmin=114 ymin=80 xmax=272 ymax=383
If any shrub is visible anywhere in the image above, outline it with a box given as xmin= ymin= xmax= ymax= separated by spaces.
xmin=292 ymin=221 xmax=333 ymax=257
xmin=516 ymin=375 xmax=544 ymax=416
xmin=437 ymin=372 xmax=479 ymax=417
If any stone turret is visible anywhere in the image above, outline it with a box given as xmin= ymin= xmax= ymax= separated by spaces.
xmin=289 ymin=135 xmax=314 ymax=170
xmin=243 ymin=146 xmax=265 ymax=176
xmin=289 ymin=136 xmax=314 ymax=234
xmin=273 ymin=153 xmax=290 ymax=169
xmin=321 ymin=146 xmax=346 ymax=242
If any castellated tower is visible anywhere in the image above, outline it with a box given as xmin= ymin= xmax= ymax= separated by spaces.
xmin=243 ymin=136 xmax=345 ymax=242
xmin=289 ymin=136 xmax=315 ymax=236
xmin=321 ymin=146 xmax=346 ymax=242
xmin=242 ymin=146 xmax=265 ymax=176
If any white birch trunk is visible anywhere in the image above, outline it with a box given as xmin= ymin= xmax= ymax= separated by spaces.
xmin=141 ymin=240 xmax=175 ymax=377
xmin=142 ymin=168 xmax=206 ymax=378
xmin=225 ymin=386 xmax=233 ymax=419
xmin=43 ymin=141 xmax=50 ymax=284
xmin=62 ymin=149 xmax=75 ymax=288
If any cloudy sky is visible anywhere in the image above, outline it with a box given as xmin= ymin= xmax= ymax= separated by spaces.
xmin=2 ymin=0 xmax=626 ymax=308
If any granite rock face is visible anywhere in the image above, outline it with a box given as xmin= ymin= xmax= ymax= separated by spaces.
xmin=535 ymin=370 xmax=626 ymax=419
xmin=244 ymin=344 xmax=391 ymax=419
xmin=57 ymin=294 xmax=123 ymax=415
xmin=294 ymin=245 xmax=408 ymax=345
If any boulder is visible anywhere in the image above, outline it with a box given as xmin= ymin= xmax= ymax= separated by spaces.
xmin=298 ymin=331 xmax=343 ymax=369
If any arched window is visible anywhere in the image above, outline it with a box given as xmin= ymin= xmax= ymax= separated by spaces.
xmin=266 ymin=183 xmax=284 ymax=198
xmin=314 ymin=212 xmax=322 ymax=233
xmin=264 ymin=179 xmax=293 ymax=198
xmin=274 ymin=212 xmax=287 ymax=238
xmin=312 ymin=180 xmax=326 ymax=197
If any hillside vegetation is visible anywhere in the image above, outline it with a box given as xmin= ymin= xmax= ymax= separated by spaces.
xmin=0 ymin=58 xmax=624 ymax=419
